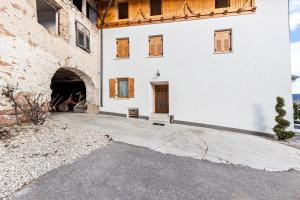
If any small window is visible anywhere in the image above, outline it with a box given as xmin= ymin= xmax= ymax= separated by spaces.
xmin=118 ymin=1 xmax=129 ymax=19
xmin=116 ymin=38 xmax=129 ymax=58
xmin=76 ymin=21 xmax=90 ymax=52
xmin=150 ymin=0 xmax=162 ymax=16
xmin=118 ymin=79 xmax=129 ymax=98
xmin=36 ymin=0 xmax=60 ymax=34
xmin=214 ymin=30 xmax=232 ymax=53
xmin=109 ymin=78 xmax=134 ymax=98
xmin=73 ymin=0 xmax=83 ymax=12
xmin=149 ymin=35 xmax=163 ymax=56
xmin=87 ymin=2 xmax=98 ymax=25
xmin=215 ymin=0 xmax=230 ymax=8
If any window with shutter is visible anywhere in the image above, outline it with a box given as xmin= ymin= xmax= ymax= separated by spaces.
xmin=116 ymin=38 xmax=129 ymax=58
xmin=149 ymin=35 xmax=163 ymax=57
xmin=75 ymin=21 xmax=90 ymax=53
xmin=215 ymin=0 xmax=230 ymax=8
xmin=214 ymin=30 xmax=232 ymax=53
xmin=110 ymin=78 xmax=135 ymax=99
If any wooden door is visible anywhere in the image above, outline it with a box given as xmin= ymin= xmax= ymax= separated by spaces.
xmin=155 ymin=85 xmax=169 ymax=113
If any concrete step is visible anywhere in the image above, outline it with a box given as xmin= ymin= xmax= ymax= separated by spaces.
xmin=149 ymin=113 xmax=170 ymax=124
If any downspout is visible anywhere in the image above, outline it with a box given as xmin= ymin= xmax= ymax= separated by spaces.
xmin=99 ymin=0 xmax=113 ymax=108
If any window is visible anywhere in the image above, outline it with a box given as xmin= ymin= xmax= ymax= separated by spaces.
xmin=118 ymin=1 xmax=129 ymax=19
xmin=150 ymin=0 xmax=162 ymax=16
xmin=36 ymin=0 xmax=60 ymax=34
xmin=109 ymin=78 xmax=134 ymax=98
xmin=215 ymin=0 xmax=230 ymax=8
xmin=73 ymin=0 xmax=83 ymax=12
xmin=149 ymin=35 xmax=163 ymax=56
xmin=214 ymin=30 xmax=232 ymax=53
xmin=118 ymin=79 xmax=129 ymax=97
xmin=87 ymin=2 xmax=98 ymax=25
xmin=76 ymin=21 xmax=90 ymax=52
xmin=116 ymin=38 xmax=129 ymax=58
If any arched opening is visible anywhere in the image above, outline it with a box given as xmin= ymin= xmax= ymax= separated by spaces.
xmin=50 ymin=68 xmax=87 ymax=112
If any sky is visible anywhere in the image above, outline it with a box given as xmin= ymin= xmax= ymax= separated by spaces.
xmin=290 ymin=0 xmax=300 ymax=93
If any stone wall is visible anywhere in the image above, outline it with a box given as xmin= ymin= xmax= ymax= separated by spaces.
xmin=0 ymin=0 xmax=100 ymax=125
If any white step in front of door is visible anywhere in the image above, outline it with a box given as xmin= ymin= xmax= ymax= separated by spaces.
xmin=149 ymin=113 xmax=170 ymax=125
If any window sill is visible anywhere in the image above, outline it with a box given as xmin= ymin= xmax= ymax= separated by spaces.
xmin=116 ymin=19 xmax=129 ymax=22
xmin=147 ymin=56 xmax=163 ymax=58
xmin=77 ymin=45 xmax=91 ymax=53
xmin=213 ymin=51 xmax=233 ymax=54
xmin=114 ymin=97 xmax=130 ymax=100
xmin=149 ymin=15 xmax=163 ymax=18
xmin=114 ymin=57 xmax=130 ymax=60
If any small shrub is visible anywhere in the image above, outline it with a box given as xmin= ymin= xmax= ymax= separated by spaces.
xmin=1 ymin=84 xmax=20 ymax=124
xmin=273 ymin=97 xmax=295 ymax=140
xmin=19 ymin=94 xmax=49 ymax=125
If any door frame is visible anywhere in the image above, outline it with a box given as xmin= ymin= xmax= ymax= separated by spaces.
xmin=150 ymin=81 xmax=169 ymax=114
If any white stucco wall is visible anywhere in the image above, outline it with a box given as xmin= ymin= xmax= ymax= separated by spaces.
xmin=102 ymin=0 xmax=293 ymax=134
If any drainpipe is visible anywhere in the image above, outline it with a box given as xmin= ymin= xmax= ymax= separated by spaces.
xmin=99 ymin=0 xmax=113 ymax=108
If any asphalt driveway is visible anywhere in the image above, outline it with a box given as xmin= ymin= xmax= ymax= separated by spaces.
xmin=16 ymin=143 xmax=300 ymax=200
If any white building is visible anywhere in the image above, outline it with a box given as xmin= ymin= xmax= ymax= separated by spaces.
xmin=0 ymin=0 xmax=294 ymax=136
xmin=99 ymin=0 xmax=293 ymax=136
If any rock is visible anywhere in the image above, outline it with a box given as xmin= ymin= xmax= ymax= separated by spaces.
xmin=0 ymin=115 xmax=15 ymax=126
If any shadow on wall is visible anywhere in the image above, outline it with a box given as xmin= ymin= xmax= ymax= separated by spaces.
xmin=252 ymin=104 xmax=267 ymax=133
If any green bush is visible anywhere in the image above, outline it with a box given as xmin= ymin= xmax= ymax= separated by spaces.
xmin=273 ymin=97 xmax=295 ymax=140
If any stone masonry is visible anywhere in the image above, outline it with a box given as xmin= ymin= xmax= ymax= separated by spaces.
xmin=0 ymin=0 xmax=100 ymax=125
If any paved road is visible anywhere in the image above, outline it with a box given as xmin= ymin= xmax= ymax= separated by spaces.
xmin=16 ymin=143 xmax=300 ymax=200
xmin=50 ymin=113 xmax=300 ymax=171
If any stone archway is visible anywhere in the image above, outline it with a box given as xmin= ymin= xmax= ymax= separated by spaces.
xmin=50 ymin=68 xmax=99 ymax=114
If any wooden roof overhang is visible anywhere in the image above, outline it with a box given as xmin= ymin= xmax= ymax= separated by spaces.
xmin=96 ymin=0 xmax=257 ymax=28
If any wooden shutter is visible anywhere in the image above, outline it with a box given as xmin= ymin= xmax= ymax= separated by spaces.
xmin=116 ymin=38 xmax=129 ymax=58
xmin=214 ymin=31 xmax=222 ymax=52
xmin=223 ymin=30 xmax=231 ymax=52
xmin=109 ymin=79 xmax=116 ymax=98
xmin=149 ymin=36 xmax=163 ymax=56
xmin=124 ymin=39 xmax=129 ymax=57
xmin=215 ymin=30 xmax=231 ymax=53
xmin=128 ymin=78 xmax=134 ymax=98
xmin=149 ymin=37 xmax=155 ymax=56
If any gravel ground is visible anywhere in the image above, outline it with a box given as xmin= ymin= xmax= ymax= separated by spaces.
xmin=0 ymin=118 xmax=110 ymax=199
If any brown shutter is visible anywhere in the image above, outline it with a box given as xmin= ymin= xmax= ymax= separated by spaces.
xmin=223 ymin=30 xmax=231 ymax=52
xmin=116 ymin=39 xmax=121 ymax=58
xmin=109 ymin=79 xmax=116 ymax=98
xmin=124 ymin=39 xmax=129 ymax=57
xmin=149 ymin=37 xmax=155 ymax=56
xmin=116 ymin=38 xmax=129 ymax=58
xmin=128 ymin=78 xmax=134 ymax=98
xmin=156 ymin=36 xmax=163 ymax=56
xmin=214 ymin=31 xmax=222 ymax=52
xmin=149 ymin=36 xmax=163 ymax=56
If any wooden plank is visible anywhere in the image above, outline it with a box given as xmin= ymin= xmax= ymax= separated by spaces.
xmin=98 ymin=0 xmax=256 ymax=28
xmin=128 ymin=78 xmax=135 ymax=98
xmin=109 ymin=79 xmax=116 ymax=98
